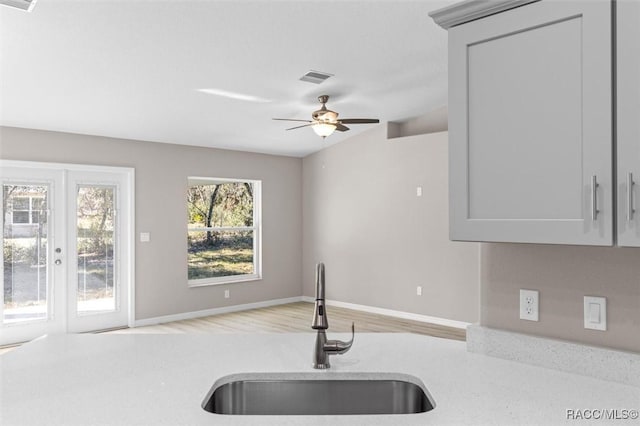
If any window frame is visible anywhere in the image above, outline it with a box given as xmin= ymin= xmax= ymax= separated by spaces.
xmin=187 ymin=177 xmax=262 ymax=287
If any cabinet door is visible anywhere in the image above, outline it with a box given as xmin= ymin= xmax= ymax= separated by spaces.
xmin=448 ymin=0 xmax=612 ymax=245
xmin=617 ymin=0 xmax=640 ymax=247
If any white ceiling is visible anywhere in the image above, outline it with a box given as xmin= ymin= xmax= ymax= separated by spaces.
xmin=0 ymin=0 xmax=453 ymax=157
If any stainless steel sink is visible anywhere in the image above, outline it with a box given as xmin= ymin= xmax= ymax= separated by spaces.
xmin=202 ymin=373 xmax=435 ymax=415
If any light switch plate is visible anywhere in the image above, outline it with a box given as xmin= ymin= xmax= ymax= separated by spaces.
xmin=584 ymin=296 xmax=606 ymax=331
xmin=140 ymin=232 xmax=150 ymax=243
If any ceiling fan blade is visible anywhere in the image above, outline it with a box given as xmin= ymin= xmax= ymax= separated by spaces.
xmin=286 ymin=123 xmax=314 ymax=131
xmin=335 ymin=123 xmax=350 ymax=132
xmin=339 ymin=118 xmax=380 ymax=124
xmin=273 ymin=118 xmax=313 ymax=123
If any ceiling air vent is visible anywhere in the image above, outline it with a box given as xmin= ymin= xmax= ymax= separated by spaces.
xmin=0 ymin=0 xmax=37 ymax=12
xmin=300 ymin=70 xmax=333 ymax=84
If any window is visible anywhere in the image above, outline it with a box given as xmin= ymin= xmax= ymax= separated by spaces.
xmin=10 ymin=195 xmax=45 ymax=225
xmin=186 ymin=177 xmax=261 ymax=286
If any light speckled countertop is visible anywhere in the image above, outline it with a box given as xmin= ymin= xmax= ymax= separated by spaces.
xmin=1 ymin=333 xmax=638 ymax=425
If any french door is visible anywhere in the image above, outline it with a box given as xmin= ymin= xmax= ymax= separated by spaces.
xmin=0 ymin=161 xmax=133 ymax=346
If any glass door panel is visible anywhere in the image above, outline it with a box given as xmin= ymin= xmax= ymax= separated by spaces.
xmin=2 ymin=184 xmax=50 ymax=324
xmin=0 ymin=165 xmax=64 ymax=347
xmin=1 ymin=161 xmax=132 ymax=346
xmin=67 ymin=169 xmax=131 ymax=334
xmin=76 ymin=185 xmax=116 ymax=315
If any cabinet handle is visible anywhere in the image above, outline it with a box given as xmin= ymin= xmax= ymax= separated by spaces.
xmin=591 ymin=175 xmax=599 ymax=221
xmin=628 ymin=172 xmax=635 ymax=222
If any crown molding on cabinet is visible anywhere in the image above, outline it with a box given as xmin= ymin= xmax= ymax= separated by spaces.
xmin=429 ymin=0 xmax=540 ymax=29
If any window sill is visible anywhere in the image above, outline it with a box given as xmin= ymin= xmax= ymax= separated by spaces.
xmin=188 ymin=274 xmax=262 ymax=288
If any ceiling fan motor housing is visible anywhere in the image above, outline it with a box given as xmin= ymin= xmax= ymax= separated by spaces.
xmin=313 ymin=95 xmax=338 ymax=122
xmin=312 ymin=109 xmax=338 ymax=122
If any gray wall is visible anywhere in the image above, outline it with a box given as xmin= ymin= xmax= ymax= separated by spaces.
xmin=388 ymin=106 xmax=449 ymax=139
xmin=481 ymin=243 xmax=640 ymax=353
xmin=0 ymin=126 xmax=303 ymax=320
xmin=6 ymin=124 xmax=636 ymax=354
xmin=302 ymin=128 xmax=480 ymax=323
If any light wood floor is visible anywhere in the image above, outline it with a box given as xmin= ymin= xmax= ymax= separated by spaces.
xmin=0 ymin=302 xmax=465 ymax=355
xmin=107 ymin=302 xmax=466 ymax=340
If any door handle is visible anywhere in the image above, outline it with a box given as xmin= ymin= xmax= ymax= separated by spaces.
xmin=55 ymin=259 xmax=62 ymax=265
xmin=591 ymin=175 xmax=599 ymax=221
xmin=627 ymin=172 xmax=635 ymax=222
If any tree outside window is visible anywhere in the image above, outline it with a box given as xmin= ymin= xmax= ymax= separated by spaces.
xmin=186 ymin=178 xmax=261 ymax=286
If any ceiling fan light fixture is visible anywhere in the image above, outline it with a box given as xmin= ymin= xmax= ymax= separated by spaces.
xmin=312 ymin=122 xmax=337 ymax=138
xmin=273 ymin=94 xmax=378 ymax=138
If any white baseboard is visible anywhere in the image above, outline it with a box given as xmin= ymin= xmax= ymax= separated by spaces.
xmin=301 ymin=296 xmax=470 ymax=330
xmin=467 ymin=325 xmax=640 ymax=387
xmin=134 ymin=296 xmax=304 ymax=328
xmin=135 ymin=295 xmax=470 ymax=330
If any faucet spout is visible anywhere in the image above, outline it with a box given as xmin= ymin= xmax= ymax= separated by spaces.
xmin=315 ymin=262 xmax=325 ymax=301
xmin=312 ymin=263 xmax=328 ymax=330
xmin=311 ymin=262 xmax=355 ymax=369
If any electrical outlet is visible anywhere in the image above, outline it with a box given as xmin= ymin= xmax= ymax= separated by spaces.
xmin=416 ymin=286 xmax=422 ymax=296
xmin=519 ymin=289 xmax=539 ymax=321
xmin=224 ymin=289 xmax=230 ymax=299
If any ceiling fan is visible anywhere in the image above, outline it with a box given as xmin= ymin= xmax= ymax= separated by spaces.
xmin=273 ymin=95 xmax=380 ymax=138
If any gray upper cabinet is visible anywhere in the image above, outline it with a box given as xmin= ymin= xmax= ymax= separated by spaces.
xmin=617 ymin=0 xmax=640 ymax=247
xmin=432 ymin=0 xmax=613 ymax=245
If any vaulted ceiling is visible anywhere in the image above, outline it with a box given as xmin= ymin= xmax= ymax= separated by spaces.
xmin=0 ymin=0 xmax=452 ymax=157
